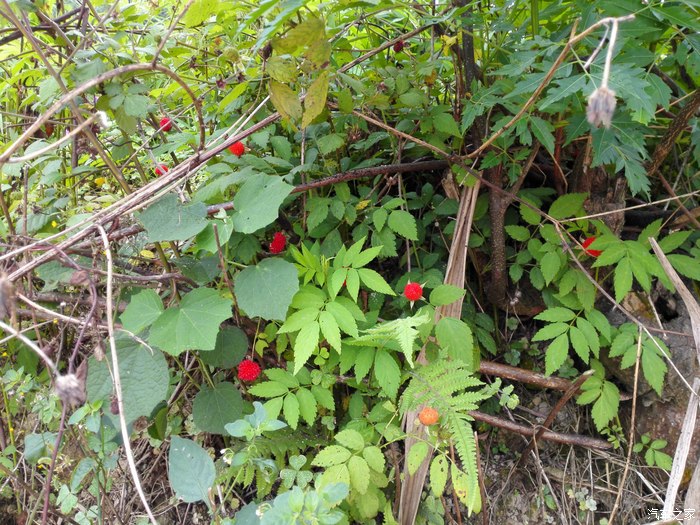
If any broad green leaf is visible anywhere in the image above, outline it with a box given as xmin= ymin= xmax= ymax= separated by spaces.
xmin=137 ymin=194 xmax=208 ymax=242
xmin=200 ymin=326 xmax=248 ymax=367
xmin=249 ymin=381 xmax=290 ymax=398
xmin=642 ymin=341 xmax=667 ymax=396
xmin=540 ymin=251 xmax=561 ymax=285
xmin=168 ymin=436 xmax=215 ymax=503
xmin=283 ymin=392 xmax=300 ymax=429
xmin=195 ymin=216 xmax=235 ymax=254
xmin=529 ymin=115 xmax=555 ymax=155
xmin=591 ymin=381 xmax=620 ymax=431
xmin=325 ymin=301 xmax=359 ymax=338
xmin=576 ymin=317 xmax=600 ymax=359
xmin=231 ymin=174 xmax=293 ymax=233
xmin=357 ymin=268 xmax=395 ymax=295
xmin=279 ymin=307 xmax=320 ymax=334
xmin=317 ymin=133 xmax=345 ymax=154
xmin=293 ymin=321 xmax=320 ymax=374
xmin=407 ymin=441 xmax=429 ymax=475
xmin=505 ymin=225 xmax=530 ymax=241
xmin=374 ymin=349 xmax=401 ymax=399
xmin=267 ymin=56 xmax=298 ymax=83
xmin=183 ymin=0 xmax=218 ymax=27
xmin=311 ymin=385 xmax=335 ymax=410
xmin=614 ymin=257 xmax=633 ymax=302
xmin=348 ymin=455 xmax=371 ymax=494
xmin=568 ymin=326 xmax=589 ymax=363
xmin=270 ymin=80 xmax=301 ymax=121
xmin=433 ymin=113 xmax=461 ymax=137
xmin=150 ymin=288 xmax=232 ymax=355
xmin=387 ymin=209 xmax=418 ymax=240
xmin=24 ymin=432 xmax=58 ymax=464
xmin=430 ymin=455 xmax=448 ymax=497
xmin=373 ymin=208 xmax=388 ymax=232
xmin=87 ymin=333 xmax=169 ymax=427
xmin=544 ymin=333 xmax=569 ymax=376
xmin=335 ymin=429 xmax=364 ymax=452
xmin=271 ymin=15 xmax=324 ymax=54
xmin=312 ymin=445 xmax=352 ymax=467
xmin=264 ymin=368 xmax=300 ymax=389
xmin=192 ymin=382 xmax=246 ymax=435
xmin=435 ymin=317 xmax=475 ymax=370
xmin=668 ymin=254 xmax=700 ymax=280
xmin=535 ymin=307 xmax=576 ymax=323
xmin=302 ymin=71 xmax=329 ymax=128
xmin=429 ymin=284 xmax=465 ymax=307
xmin=120 ymin=289 xmax=163 ymax=334
xmin=234 ymin=258 xmax=299 ymax=321
xmin=548 ymin=193 xmax=587 ymax=220
xmin=362 ymin=446 xmax=385 ymax=473
xmin=296 ymin=388 xmax=317 ymax=426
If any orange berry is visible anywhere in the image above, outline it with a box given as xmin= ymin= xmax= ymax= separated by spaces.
xmin=418 ymin=406 xmax=439 ymax=426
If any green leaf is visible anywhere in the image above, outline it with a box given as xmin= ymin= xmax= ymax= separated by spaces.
xmin=568 ymin=326 xmax=590 ymax=363
xmin=532 ymin=322 xmax=569 ymax=341
xmin=270 ymin=80 xmax=301 ymax=121
xmin=430 ymin=455 xmax=448 ymax=497
xmin=548 ymin=193 xmax=587 ymax=220
xmin=407 ymin=441 xmax=429 ymax=475
xmin=231 ymin=174 xmax=294 ymax=234
xmin=183 ymin=0 xmax=218 ymax=27
xmin=658 ymin=231 xmax=692 ymax=253
xmin=311 ymin=385 xmax=335 ymax=410
xmin=249 ymin=381 xmax=289 ymax=398
xmin=192 ymin=382 xmax=246 ymax=435
xmin=373 ymin=208 xmax=388 ymax=231
xmin=535 ymin=307 xmax=576 ymax=322
xmin=576 ymin=317 xmax=600 ymax=359
xmin=668 ymin=254 xmax=700 ymax=280
xmin=387 ymin=210 xmax=418 ymax=240
xmin=642 ymin=342 xmax=667 ymax=396
xmin=348 ymin=456 xmax=371 ymax=495
xmin=267 ymin=56 xmax=298 ymax=83
xmin=326 ymin=301 xmax=359 ymax=338
xmin=335 ymin=429 xmax=364 ymax=452
xmin=429 ymin=284 xmax=465 ymax=307
xmin=120 ymin=289 xmax=163 ymax=334
xmin=296 ymin=388 xmax=317 ymax=426
xmin=319 ymin=311 xmax=342 ymax=353
xmin=279 ymin=308 xmax=320 ymax=334
xmin=357 ymin=268 xmax=396 ymax=295
xmin=149 ymin=288 xmax=232 ymax=355
xmin=283 ymin=392 xmax=300 ymax=429
xmin=312 ymin=445 xmax=352 ymax=467
xmin=374 ymin=349 xmax=401 ymax=399
xmin=234 ymin=258 xmax=299 ymax=321
xmin=137 ymin=194 xmax=208 ymax=242
xmin=293 ymin=321 xmax=320 ymax=374
xmin=87 ymin=334 xmax=170 ymax=428
xmin=613 ymin=257 xmax=633 ymax=302
xmin=540 ymin=251 xmax=561 ymax=285
xmin=505 ymin=225 xmax=530 ymax=241
xmin=168 ymin=436 xmax=215 ymax=503
xmin=435 ymin=317 xmax=475 ymax=370
xmin=529 ymin=116 xmax=555 ymax=155
xmin=317 ymin=133 xmax=345 ymax=155
xmin=302 ymin=71 xmax=329 ymax=128
xmin=591 ymin=381 xmax=620 ymax=431
xmin=433 ymin=113 xmax=461 ymax=137
xmin=545 ymin=333 xmax=569 ymax=376
xmin=362 ymin=446 xmax=385 ymax=473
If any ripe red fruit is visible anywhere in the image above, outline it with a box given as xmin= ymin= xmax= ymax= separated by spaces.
xmin=155 ymin=164 xmax=169 ymax=176
xmin=403 ymin=281 xmax=423 ymax=302
xmin=393 ymin=40 xmax=405 ymax=53
xmin=270 ymin=231 xmax=286 ymax=254
xmin=229 ymin=141 xmax=245 ymax=157
xmin=582 ymin=237 xmax=602 ymax=257
xmin=237 ymin=359 xmax=261 ymax=382
xmin=159 ymin=117 xmax=172 ymax=132
xmin=419 ymin=407 xmax=439 ymax=426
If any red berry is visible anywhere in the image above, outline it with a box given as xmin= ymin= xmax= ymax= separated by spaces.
xmin=229 ymin=141 xmax=245 ymax=157
xmin=403 ymin=281 xmax=423 ymax=302
xmin=582 ymin=237 xmax=602 ymax=257
xmin=418 ymin=407 xmax=439 ymax=426
xmin=159 ymin=117 xmax=172 ymax=132
xmin=269 ymin=232 xmax=286 ymax=254
xmin=393 ymin=40 xmax=405 ymax=53
xmin=237 ymin=359 xmax=261 ymax=382
xmin=155 ymin=164 xmax=169 ymax=176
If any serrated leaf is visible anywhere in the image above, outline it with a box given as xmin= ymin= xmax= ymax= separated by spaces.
xmin=568 ymin=326 xmax=590 ymax=363
xmin=613 ymin=257 xmax=633 ymax=302
xmin=362 ymin=446 xmax=385 ymax=472
xmin=234 ymin=258 xmax=299 ymax=321
xmin=505 ymin=225 xmax=530 ymax=241
xmin=591 ymin=381 xmax=620 ymax=431
xmin=325 ymin=301 xmax=359 ymax=338
xmin=270 ymin=80 xmax=302 ymax=121
xmin=335 ymin=429 xmax=364 ymax=451
xmin=373 ymin=208 xmax=388 ymax=231
xmin=532 ymin=322 xmax=569 ymax=341
xmin=311 ymin=385 xmax=334 ymax=410
xmin=387 ymin=209 xmax=418 ymax=240
xmin=642 ymin=343 xmax=667 ymax=396
xmin=137 ymin=194 xmax=208 ymax=242
xmin=435 ymin=317 xmax=475 ymax=370
xmin=429 ymin=284 xmax=465 ymax=307
xmin=351 ymin=245 xmax=383 ymax=269
xmin=248 ymin=381 xmax=290 ymax=398
xmin=576 ymin=317 xmax=600 ymax=358
xmin=279 ymin=307 xmax=321 ymax=334
xmin=150 ymin=288 xmax=232 ymax=355
xmin=319 ymin=311 xmax=342 ymax=352
xmin=535 ymin=307 xmax=576 ymax=322
xmin=120 ymin=289 xmax=163 ymax=334
xmin=182 ymin=0 xmax=218 ymax=27
xmin=231 ymin=174 xmax=294 ymax=234
xmin=267 ymin=56 xmax=298 ymax=83
xmin=317 ymin=133 xmax=345 ymax=155
xmin=348 ymin=455 xmax=370 ymax=495
xmin=430 ymin=455 xmax=448 ymax=497
xmin=529 ymin=115 xmax=555 ymax=155
xmin=168 ymin=436 xmax=215 ymax=503
xmin=293 ymin=321 xmax=320 ymax=374
xmin=407 ymin=441 xmax=429 ymax=475
xmin=357 ymin=268 xmax=395 ymax=295
xmin=668 ymin=254 xmax=700 ymax=280
xmin=311 ymin=445 xmax=352 ymax=467
xmin=433 ymin=112 xmax=461 ymax=137
xmin=540 ymin=251 xmax=561 ymax=285
xmin=545 ymin=333 xmax=569 ymax=376
xmin=302 ymin=71 xmax=329 ymax=128
xmin=284 ymin=392 xmax=300 ymax=429
xmin=296 ymin=388 xmax=317 ymax=426
xmin=548 ymin=193 xmax=587 ymax=220
xmin=192 ymin=382 xmax=245 ymax=435
xmin=374 ymin=349 xmax=400 ymax=399
xmin=263 ymin=368 xmax=299 ymax=388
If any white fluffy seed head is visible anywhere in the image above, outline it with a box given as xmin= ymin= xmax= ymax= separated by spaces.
xmin=586 ymin=86 xmax=617 ymax=129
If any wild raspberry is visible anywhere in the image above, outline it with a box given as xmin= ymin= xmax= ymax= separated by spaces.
xmin=270 ymin=232 xmax=286 ymax=254
xmin=403 ymin=281 xmax=423 ymax=302
xmin=155 ymin=164 xmax=169 ymax=176
xmin=393 ymin=40 xmax=405 ymax=53
xmin=159 ymin=117 xmax=172 ymax=132
xmin=229 ymin=141 xmax=245 ymax=157
xmin=237 ymin=359 xmax=261 ymax=382
xmin=582 ymin=237 xmax=602 ymax=257
xmin=418 ymin=406 xmax=439 ymax=426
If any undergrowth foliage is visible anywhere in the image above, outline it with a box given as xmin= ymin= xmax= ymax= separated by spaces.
xmin=0 ymin=0 xmax=699 ymax=524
